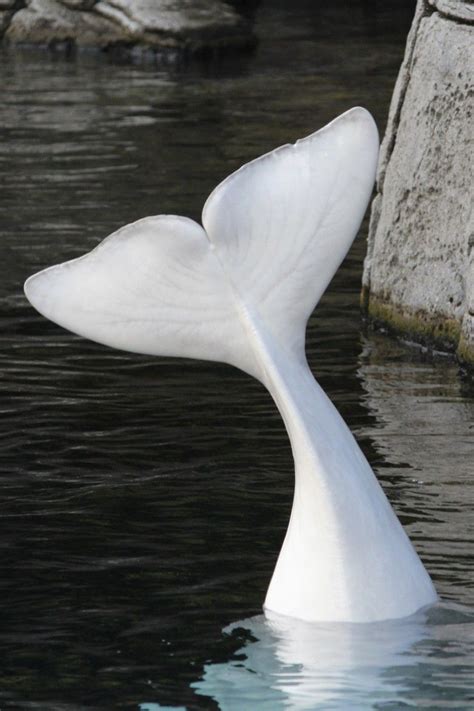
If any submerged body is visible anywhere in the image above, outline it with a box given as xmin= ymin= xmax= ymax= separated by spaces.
xmin=24 ymin=108 xmax=437 ymax=622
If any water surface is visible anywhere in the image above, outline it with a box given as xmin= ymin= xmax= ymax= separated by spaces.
xmin=0 ymin=1 xmax=473 ymax=709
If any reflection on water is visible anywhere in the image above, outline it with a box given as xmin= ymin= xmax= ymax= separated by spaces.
xmin=193 ymin=604 xmax=474 ymax=710
xmin=357 ymin=337 xmax=474 ymax=608
xmin=0 ymin=0 xmax=473 ymax=709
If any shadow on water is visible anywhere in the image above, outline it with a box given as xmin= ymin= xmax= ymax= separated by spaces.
xmin=0 ymin=0 xmax=473 ymax=709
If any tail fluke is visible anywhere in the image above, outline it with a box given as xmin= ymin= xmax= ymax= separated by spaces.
xmin=24 ymin=214 xmax=259 ymax=376
xmin=25 ymin=107 xmax=378 ymax=375
xmin=203 ymin=107 xmax=378 ymax=355
xmin=23 ymin=110 xmax=439 ymax=623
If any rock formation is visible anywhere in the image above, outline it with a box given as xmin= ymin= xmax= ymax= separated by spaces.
xmin=0 ymin=0 xmax=254 ymax=56
xmin=362 ymin=0 xmax=473 ymax=366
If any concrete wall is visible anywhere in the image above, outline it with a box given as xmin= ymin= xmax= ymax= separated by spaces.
xmin=362 ymin=0 xmax=474 ymax=365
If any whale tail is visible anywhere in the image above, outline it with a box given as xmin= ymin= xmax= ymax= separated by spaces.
xmin=24 ymin=109 xmax=439 ymax=623
xmin=24 ymin=107 xmax=378 ymax=380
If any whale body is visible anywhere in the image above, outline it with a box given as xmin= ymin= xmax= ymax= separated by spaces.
xmin=24 ymin=107 xmax=438 ymax=622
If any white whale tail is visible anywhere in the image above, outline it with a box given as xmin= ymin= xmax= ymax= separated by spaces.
xmin=24 ymin=108 xmax=438 ymax=622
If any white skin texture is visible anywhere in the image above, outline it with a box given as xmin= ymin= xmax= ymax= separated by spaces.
xmin=25 ymin=108 xmax=438 ymax=622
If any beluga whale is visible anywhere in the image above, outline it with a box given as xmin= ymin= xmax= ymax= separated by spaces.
xmin=24 ymin=107 xmax=438 ymax=623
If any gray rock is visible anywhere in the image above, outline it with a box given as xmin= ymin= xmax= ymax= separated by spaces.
xmin=373 ymin=0 xmax=427 ymax=190
xmin=428 ymin=0 xmax=474 ymax=23
xmin=3 ymin=0 xmax=253 ymax=53
xmin=104 ymin=0 xmax=240 ymax=34
xmin=94 ymin=1 xmax=142 ymax=37
xmin=5 ymin=0 xmax=127 ymax=46
xmin=363 ymin=1 xmax=474 ymax=365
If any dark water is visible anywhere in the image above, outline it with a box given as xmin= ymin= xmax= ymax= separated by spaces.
xmin=1 ymin=1 xmax=473 ymax=709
